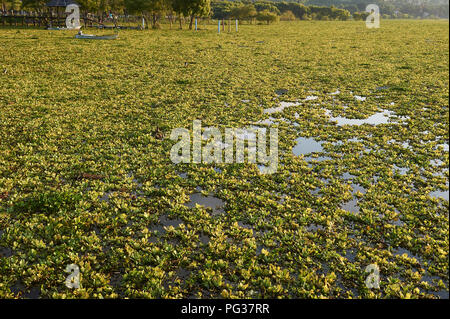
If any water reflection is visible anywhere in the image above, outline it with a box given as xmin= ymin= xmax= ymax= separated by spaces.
xmin=429 ymin=185 xmax=449 ymax=201
xmin=293 ymin=137 xmax=324 ymax=156
xmin=354 ymin=95 xmax=366 ymax=101
xmin=263 ymin=102 xmax=300 ymax=114
xmin=325 ymin=109 xmax=398 ymax=126
xmin=342 ymin=198 xmax=360 ymax=214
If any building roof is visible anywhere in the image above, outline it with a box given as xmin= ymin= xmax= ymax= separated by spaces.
xmin=45 ymin=0 xmax=79 ymax=7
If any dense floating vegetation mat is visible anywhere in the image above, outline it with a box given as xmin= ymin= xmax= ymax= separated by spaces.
xmin=0 ymin=20 xmax=448 ymax=298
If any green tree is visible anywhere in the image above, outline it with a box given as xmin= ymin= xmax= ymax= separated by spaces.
xmin=124 ymin=0 xmax=150 ymax=26
xmin=231 ymin=3 xmax=257 ymax=22
xmin=256 ymin=9 xmax=279 ymax=24
xmin=352 ymin=11 xmax=369 ymax=20
xmin=280 ymin=10 xmax=296 ymax=21
xmin=172 ymin=0 xmax=187 ymax=29
xmin=21 ymin=0 xmax=46 ymax=11
xmin=124 ymin=0 xmax=168 ymax=28
xmin=210 ymin=0 xmax=234 ymax=20
xmin=254 ymin=1 xmax=279 ymax=15
xmin=186 ymin=0 xmax=210 ymax=29
xmin=172 ymin=0 xmax=210 ymax=30
xmin=12 ymin=0 xmax=21 ymax=10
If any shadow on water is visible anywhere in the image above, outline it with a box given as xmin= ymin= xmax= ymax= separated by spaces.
xmin=178 ymin=172 xmax=188 ymax=179
xmin=421 ymin=274 xmax=450 ymax=299
xmin=10 ymin=281 xmax=41 ymax=299
xmin=0 ymin=245 xmax=13 ymax=258
xmin=185 ymin=193 xmax=225 ymax=216
xmin=341 ymin=182 xmax=366 ymax=214
xmin=160 ymin=215 xmax=184 ymax=228
xmin=148 ymin=215 xmax=184 ymax=239
xmin=275 ymin=89 xmax=288 ymax=96
xmin=199 ymin=233 xmax=210 ymax=245
xmin=0 ymin=229 xmax=4 ymax=252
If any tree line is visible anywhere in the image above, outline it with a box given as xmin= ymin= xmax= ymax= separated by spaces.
xmin=212 ymin=1 xmax=352 ymax=22
xmin=0 ymin=0 xmax=356 ymax=26
xmin=2 ymin=0 xmax=448 ymax=27
xmin=256 ymin=0 xmax=449 ymax=19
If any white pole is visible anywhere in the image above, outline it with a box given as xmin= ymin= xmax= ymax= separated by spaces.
xmin=236 ymin=19 xmax=238 ymax=32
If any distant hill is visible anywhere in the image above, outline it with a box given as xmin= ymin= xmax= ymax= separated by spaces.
xmin=214 ymin=0 xmax=449 ymax=18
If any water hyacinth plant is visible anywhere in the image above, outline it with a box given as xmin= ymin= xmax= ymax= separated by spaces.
xmin=0 ymin=18 xmax=448 ymax=299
